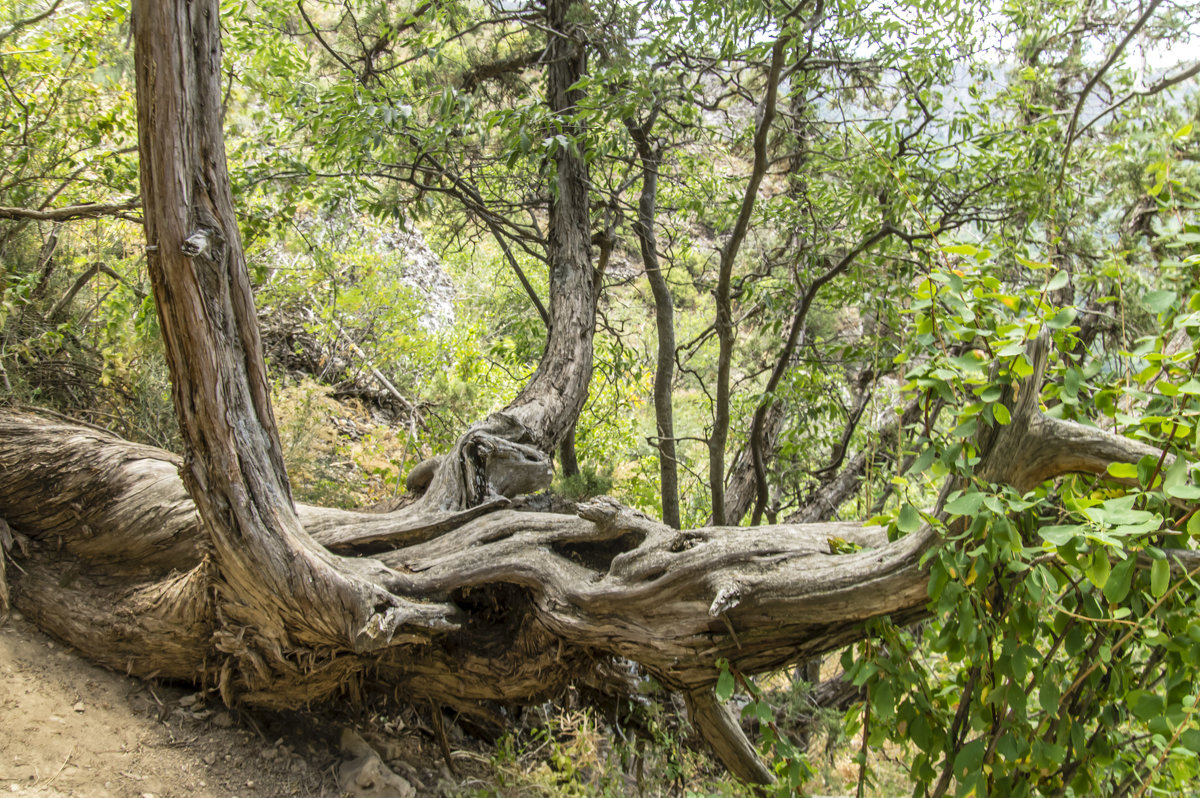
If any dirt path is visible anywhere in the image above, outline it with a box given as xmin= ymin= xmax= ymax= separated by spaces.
xmin=1 ymin=611 xmax=365 ymax=797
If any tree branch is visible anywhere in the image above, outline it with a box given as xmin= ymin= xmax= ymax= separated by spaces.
xmin=1074 ymin=59 xmax=1200 ymax=141
xmin=749 ymin=226 xmax=895 ymax=525
xmin=0 ymin=0 xmax=63 ymax=44
xmin=0 ymin=199 xmax=141 ymax=223
xmin=710 ymin=33 xmax=788 ymax=526
xmin=1056 ymin=0 xmax=1165 ymax=193
xmin=460 ymin=49 xmax=542 ymax=92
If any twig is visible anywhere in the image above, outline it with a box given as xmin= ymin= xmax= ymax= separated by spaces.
xmin=0 ymin=0 xmax=63 ymax=44
xmin=36 ymin=746 xmax=74 ymax=789
xmin=331 ymin=325 xmax=415 ymax=415
xmin=856 ymin=685 xmax=871 ymax=798
xmin=428 ymin=701 xmax=457 ymax=776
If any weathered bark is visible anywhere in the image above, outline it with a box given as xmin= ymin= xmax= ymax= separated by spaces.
xmin=0 ymin=199 xmax=140 ymax=222
xmin=132 ymin=0 xmax=454 ymax=677
xmin=5 ymin=2 xmax=1194 ymax=788
xmin=0 ymin=408 xmax=928 ymax=693
xmin=503 ymin=0 xmax=594 ymax=454
xmin=722 ymin=402 xmax=786 ymax=527
xmin=559 ymin=422 xmax=580 ymax=478
xmin=687 ymin=688 xmax=775 ymax=784
xmin=354 ymin=0 xmax=598 ymax=507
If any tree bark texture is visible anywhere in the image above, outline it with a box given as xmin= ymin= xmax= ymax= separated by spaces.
xmin=722 ymin=402 xmax=785 ymax=527
xmin=132 ymin=0 xmax=456 ymax=669
xmin=503 ymin=0 xmax=595 ymax=454
xmin=4 ymin=2 xmax=1194 ymax=787
xmin=0 ymin=408 xmax=929 ymax=695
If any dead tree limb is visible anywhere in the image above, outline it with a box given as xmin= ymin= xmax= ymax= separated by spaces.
xmin=0 ymin=199 xmax=141 ymax=222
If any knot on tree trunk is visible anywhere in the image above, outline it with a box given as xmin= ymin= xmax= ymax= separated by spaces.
xmin=417 ymin=413 xmax=553 ymax=511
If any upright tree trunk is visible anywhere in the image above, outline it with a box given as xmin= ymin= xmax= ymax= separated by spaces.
xmin=132 ymin=0 xmax=448 ymax=673
xmin=722 ymin=402 xmax=785 ymax=526
xmin=748 ymin=229 xmax=893 ymax=525
xmin=504 ymin=0 xmax=594 ymax=453
xmin=627 ymin=112 xmax=681 ymax=529
xmin=559 ymin=423 xmax=581 ymax=478
xmin=5 ymin=2 xmax=1190 ymax=790
xmin=708 ymin=36 xmax=787 ymax=526
xmin=1 ymin=305 xmax=1188 ymax=785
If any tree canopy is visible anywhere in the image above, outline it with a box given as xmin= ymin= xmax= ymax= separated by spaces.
xmin=1 ymin=0 xmax=1200 ymax=794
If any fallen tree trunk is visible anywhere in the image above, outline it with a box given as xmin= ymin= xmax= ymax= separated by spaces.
xmin=0 ymin=407 xmax=924 ymax=697
xmin=2 ymin=339 xmax=1190 ymax=776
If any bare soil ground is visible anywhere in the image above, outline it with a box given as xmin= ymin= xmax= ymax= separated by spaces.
xmin=1 ymin=598 xmax=885 ymax=798
xmin=0 ymin=611 xmax=472 ymax=798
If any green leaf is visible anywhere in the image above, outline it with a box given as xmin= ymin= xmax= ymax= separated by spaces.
xmin=1040 ymin=524 xmax=1083 ymax=546
xmin=942 ymin=243 xmax=978 ymax=256
xmin=993 ymin=403 xmax=1011 ymax=425
xmin=1143 ymin=290 xmax=1177 ymax=315
xmin=1148 ymin=162 xmax=1168 ymax=197
xmin=1137 ymin=454 xmax=1161 ymax=488
xmin=1046 ymin=270 xmax=1069 ymax=292
xmin=928 ymin=558 xmax=950 ymax=600
xmin=945 ymin=491 xmax=985 ymax=516
xmin=997 ymin=340 xmax=1027 ymax=357
xmin=1151 ymin=558 xmax=1171 ymax=598
xmin=1085 ymin=549 xmax=1111 ymax=590
xmin=910 ymin=714 xmax=933 ymax=752
xmin=950 ymin=352 xmax=987 ymax=371
xmin=1045 ymin=307 xmax=1077 ymax=329
xmin=898 ymin=504 xmax=922 ymax=533
xmin=1128 ymin=690 xmax=1163 ymax=722
xmin=1039 ymin=680 xmax=1062 ymax=715
xmin=1163 ymin=456 xmax=1187 ymax=494
xmin=1106 ymin=462 xmax=1138 ymax=480
xmin=715 ymin=667 xmax=735 ymax=702
xmin=907 ymin=446 xmax=937 ymax=476
xmin=1166 ymin=484 xmax=1200 ymax=500
xmin=872 ymin=680 xmax=895 ymax=722
xmin=1103 ymin=555 xmax=1137 ymax=604
xmin=1063 ymin=367 xmax=1081 ymax=398
xmin=953 ymin=739 xmax=986 ymax=782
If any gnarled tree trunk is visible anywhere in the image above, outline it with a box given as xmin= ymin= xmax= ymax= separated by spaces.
xmin=1 ymin=0 xmax=1193 ymax=787
xmin=1 ymin=335 xmax=1187 ymax=780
